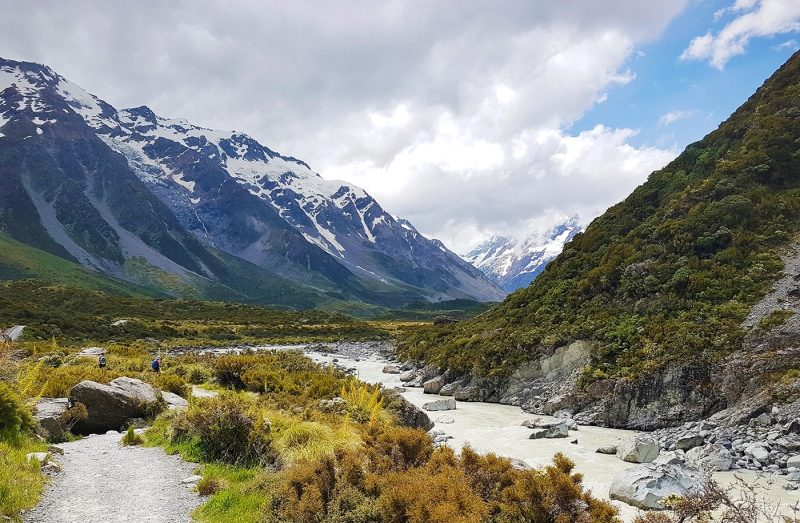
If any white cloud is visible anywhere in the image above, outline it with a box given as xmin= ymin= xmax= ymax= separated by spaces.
xmin=659 ymin=110 xmax=697 ymax=126
xmin=683 ymin=0 xmax=800 ymax=69
xmin=0 ymin=0 xmax=687 ymax=252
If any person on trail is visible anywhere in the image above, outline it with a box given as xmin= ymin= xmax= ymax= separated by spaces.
xmin=151 ymin=357 xmax=161 ymax=373
xmin=98 ymin=355 xmax=107 ymax=368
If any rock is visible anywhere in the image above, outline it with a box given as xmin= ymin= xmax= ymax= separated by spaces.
xmin=181 ymin=475 xmax=202 ymax=484
xmin=70 ymin=377 xmax=163 ymax=433
xmin=33 ymin=398 xmax=70 ymax=442
xmin=26 ymin=452 xmax=50 ymax=464
xmin=609 ymin=464 xmax=703 ymax=510
xmin=162 ymin=391 xmax=189 ymax=409
xmin=745 ymin=444 xmax=770 ymax=463
xmin=676 ymin=434 xmax=705 ymax=451
xmin=509 ymin=458 xmax=532 ymax=470
xmin=439 ymin=381 xmax=462 ymax=396
xmin=423 ymin=397 xmax=457 ymax=411
xmin=110 ymin=319 xmax=128 ymax=327
xmin=521 ymin=418 xmax=541 ymax=429
xmin=382 ymin=365 xmax=401 ymax=374
xmin=41 ymin=460 xmax=62 ymax=474
xmin=570 ymin=439 xmax=578 ymax=444
xmin=435 ymin=415 xmax=454 ymax=424
xmin=617 ymin=435 xmax=660 ymax=463
xmin=785 ymin=419 xmax=800 ymax=434
xmin=47 ymin=445 xmax=64 ymax=455
xmin=749 ymin=413 xmax=772 ymax=427
xmin=654 ymin=451 xmax=686 ymax=466
xmin=529 ymin=429 xmax=548 ymax=440
xmin=545 ymin=422 xmax=569 ymax=438
xmin=398 ymin=370 xmax=416 ymax=382
xmin=77 ymin=346 xmax=106 ymax=357
xmin=596 ymin=445 xmax=618 ymax=455
xmin=423 ymin=376 xmax=445 ymax=394
xmin=787 ymin=455 xmax=800 ymax=468
xmin=454 ymin=385 xmax=484 ymax=402
xmin=385 ymin=393 xmax=434 ymax=431
xmin=686 ymin=444 xmax=733 ymax=471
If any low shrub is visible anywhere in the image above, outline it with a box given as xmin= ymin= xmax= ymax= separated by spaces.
xmin=120 ymin=425 xmax=143 ymax=446
xmin=197 ymin=476 xmax=227 ymax=496
xmin=183 ymin=394 xmax=275 ymax=466
xmin=155 ymin=374 xmax=189 ymax=398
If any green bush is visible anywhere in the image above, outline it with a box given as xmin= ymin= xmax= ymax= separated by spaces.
xmin=120 ymin=425 xmax=143 ymax=446
xmin=183 ymin=394 xmax=275 ymax=466
xmin=0 ymin=383 xmax=34 ymax=441
xmin=155 ymin=373 xmax=190 ymax=398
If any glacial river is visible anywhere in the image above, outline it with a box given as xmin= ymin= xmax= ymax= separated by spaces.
xmin=237 ymin=344 xmax=799 ymax=521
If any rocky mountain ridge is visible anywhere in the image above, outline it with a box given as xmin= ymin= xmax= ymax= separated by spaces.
xmin=0 ymin=58 xmax=504 ymax=307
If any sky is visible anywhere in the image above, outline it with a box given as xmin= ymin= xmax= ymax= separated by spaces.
xmin=0 ymin=0 xmax=799 ymax=253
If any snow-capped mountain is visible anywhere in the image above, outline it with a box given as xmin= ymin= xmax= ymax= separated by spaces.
xmin=0 ymin=58 xmax=505 ymax=306
xmin=464 ymin=219 xmax=582 ymax=292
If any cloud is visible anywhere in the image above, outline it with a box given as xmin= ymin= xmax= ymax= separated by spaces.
xmin=683 ymin=0 xmax=800 ymax=69
xmin=659 ymin=110 xmax=697 ymax=126
xmin=0 ymin=0 xmax=687 ymax=252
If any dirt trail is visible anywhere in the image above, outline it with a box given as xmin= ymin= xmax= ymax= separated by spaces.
xmin=24 ymin=431 xmax=201 ymax=523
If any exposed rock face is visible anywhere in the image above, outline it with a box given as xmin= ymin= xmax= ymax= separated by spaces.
xmin=617 ymin=435 xmax=660 ymax=463
xmin=609 ymin=464 xmax=703 ymax=510
xmin=34 ymin=398 xmax=70 ymax=442
xmin=70 ymin=377 xmax=163 ymax=433
xmin=423 ymin=398 xmax=457 ymax=412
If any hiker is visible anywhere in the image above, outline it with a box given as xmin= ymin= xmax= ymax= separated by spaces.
xmin=98 ymin=354 xmax=107 ymax=368
xmin=151 ymin=357 xmax=161 ymax=373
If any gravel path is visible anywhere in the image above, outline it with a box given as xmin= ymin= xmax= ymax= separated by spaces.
xmin=24 ymin=431 xmax=202 ymax=523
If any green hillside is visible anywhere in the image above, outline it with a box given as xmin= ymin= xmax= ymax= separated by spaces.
xmin=401 ymin=51 xmax=800 ymax=382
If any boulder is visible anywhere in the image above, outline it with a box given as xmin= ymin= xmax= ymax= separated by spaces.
xmin=26 ymin=452 xmax=50 ymax=465
xmin=77 ymin=346 xmax=106 ymax=357
xmin=749 ymin=412 xmax=772 ymax=427
xmin=653 ymin=451 xmax=686 ymax=466
xmin=423 ymin=397 xmax=457 ymax=412
xmin=785 ymin=419 xmax=800 ymax=434
xmin=33 ymin=398 xmax=70 ymax=442
xmin=423 ymin=376 xmax=445 ymax=395
xmin=544 ymin=421 xmax=570 ymax=438
xmin=596 ymin=444 xmax=618 ymax=455
xmin=435 ymin=415 xmax=455 ymax=424
xmin=439 ymin=381 xmax=462 ymax=396
xmin=398 ymin=370 xmax=416 ymax=382
xmin=787 ymin=455 xmax=800 ymax=469
xmin=745 ymin=444 xmax=770 ymax=463
xmin=162 ymin=391 xmax=189 ymax=410
xmin=529 ymin=429 xmax=547 ymax=440
xmin=385 ymin=393 xmax=434 ymax=431
xmin=617 ymin=435 xmax=660 ymax=463
xmin=70 ymin=377 xmax=163 ymax=433
xmin=609 ymin=464 xmax=703 ymax=510
xmin=454 ymin=385 xmax=483 ymax=401
xmin=686 ymin=444 xmax=733 ymax=471
xmin=382 ymin=365 xmax=402 ymax=374
xmin=676 ymin=434 xmax=705 ymax=451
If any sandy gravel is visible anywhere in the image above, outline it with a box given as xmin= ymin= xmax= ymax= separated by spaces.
xmin=24 ymin=431 xmax=201 ymax=523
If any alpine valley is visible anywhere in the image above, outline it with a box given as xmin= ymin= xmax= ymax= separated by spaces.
xmin=0 ymin=58 xmax=505 ymax=312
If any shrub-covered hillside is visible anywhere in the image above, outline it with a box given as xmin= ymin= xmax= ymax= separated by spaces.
xmin=401 ymin=51 xmax=800 ymax=382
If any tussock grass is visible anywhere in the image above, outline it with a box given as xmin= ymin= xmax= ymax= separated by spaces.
xmin=0 ymin=435 xmax=47 ymax=520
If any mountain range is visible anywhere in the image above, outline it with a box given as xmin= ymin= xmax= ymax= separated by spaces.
xmin=0 ymin=58 xmax=505 ymax=310
xmin=463 ymin=218 xmax=582 ymax=292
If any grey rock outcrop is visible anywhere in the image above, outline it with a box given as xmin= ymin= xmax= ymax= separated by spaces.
xmin=70 ymin=377 xmax=163 ymax=433
xmin=609 ymin=464 xmax=703 ymax=510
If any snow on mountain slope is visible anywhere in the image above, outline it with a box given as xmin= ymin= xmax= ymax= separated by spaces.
xmin=0 ymin=58 xmax=504 ymax=302
xmin=464 ymin=218 xmax=582 ymax=292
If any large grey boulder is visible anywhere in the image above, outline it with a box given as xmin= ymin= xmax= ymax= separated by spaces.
xmin=398 ymin=370 xmax=416 ymax=382
xmin=617 ymin=434 xmax=660 ymax=463
xmin=423 ymin=376 xmax=445 ymax=394
xmin=544 ymin=422 xmax=569 ymax=438
xmin=685 ymin=444 xmax=733 ymax=471
xmin=33 ymin=398 xmax=70 ymax=442
xmin=70 ymin=377 xmax=163 ymax=433
xmin=787 ymin=455 xmax=800 ymax=468
xmin=745 ymin=444 xmax=770 ymax=463
xmin=161 ymin=391 xmax=189 ymax=410
xmin=439 ymin=381 xmax=463 ymax=396
xmin=609 ymin=464 xmax=703 ymax=510
xmin=423 ymin=397 xmax=456 ymax=411
xmin=596 ymin=444 xmax=618 ymax=455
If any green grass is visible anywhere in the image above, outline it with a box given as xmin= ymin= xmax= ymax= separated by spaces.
xmin=0 ymin=436 xmax=47 ymax=521
xmin=192 ymin=464 xmax=266 ymax=523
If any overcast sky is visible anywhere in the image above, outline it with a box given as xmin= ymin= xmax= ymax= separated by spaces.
xmin=1 ymin=0 xmax=799 ymax=252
